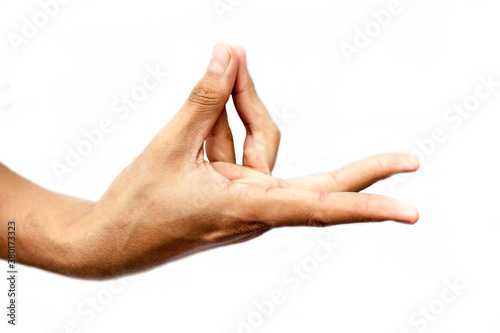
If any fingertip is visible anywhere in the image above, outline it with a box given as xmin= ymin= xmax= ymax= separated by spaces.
xmin=404 ymin=207 xmax=419 ymax=225
xmin=407 ymin=153 xmax=420 ymax=171
xmin=399 ymin=203 xmax=419 ymax=225
xmin=233 ymin=45 xmax=249 ymax=73
xmin=233 ymin=45 xmax=247 ymax=59
xmin=207 ymin=43 xmax=233 ymax=74
xmin=372 ymin=195 xmax=419 ymax=225
xmin=412 ymin=208 xmax=420 ymax=224
xmin=216 ymin=42 xmax=233 ymax=55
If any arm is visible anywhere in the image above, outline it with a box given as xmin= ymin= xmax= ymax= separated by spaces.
xmin=0 ymin=163 xmax=95 ymax=276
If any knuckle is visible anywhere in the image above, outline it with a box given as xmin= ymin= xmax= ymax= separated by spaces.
xmin=329 ymin=170 xmax=342 ymax=188
xmin=188 ymin=82 xmax=220 ymax=107
xmin=201 ymin=188 xmax=269 ymax=244
xmin=373 ymin=154 xmax=387 ymax=174
xmin=257 ymin=124 xmax=280 ymax=144
xmin=364 ymin=195 xmax=372 ymax=212
xmin=275 ymin=179 xmax=289 ymax=189
xmin=304 ymin=192 xmax=329 ymax=227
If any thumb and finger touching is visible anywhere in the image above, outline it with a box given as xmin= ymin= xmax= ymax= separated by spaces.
xmin=206 ymin=46 xmax=281 ymax=175
xmin=154 ymin=44 xmax=419 ymax=227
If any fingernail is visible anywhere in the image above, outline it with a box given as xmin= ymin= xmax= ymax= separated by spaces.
xmin=207 ymin=44 xmax=230 ymax=74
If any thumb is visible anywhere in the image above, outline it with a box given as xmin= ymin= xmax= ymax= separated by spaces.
xmin=160 ymin=44 xmax=238 ymax=155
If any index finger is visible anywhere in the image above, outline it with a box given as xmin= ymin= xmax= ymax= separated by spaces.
xmin=232 ymin=46 xmax=281 ymax=174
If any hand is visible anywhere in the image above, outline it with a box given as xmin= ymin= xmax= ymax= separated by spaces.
xmin=37 ymin=44 xmax=420 ymax=279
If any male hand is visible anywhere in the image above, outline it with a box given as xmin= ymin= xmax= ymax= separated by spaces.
xmin=1 ymin=44 xmax=419 ymax=279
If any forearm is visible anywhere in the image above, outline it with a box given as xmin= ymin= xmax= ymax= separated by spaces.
xmin=0 ymin=162 xmax=205 ymax=279
xmin=0 ymin=163 xmax=95 ymax=276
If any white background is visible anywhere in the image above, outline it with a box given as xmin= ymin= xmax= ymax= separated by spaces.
xmin=1 ymin=0 xmax=500 ymax=332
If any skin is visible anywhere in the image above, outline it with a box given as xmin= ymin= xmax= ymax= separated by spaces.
xmin=0 ymin=44 xmax=419 ymax=280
